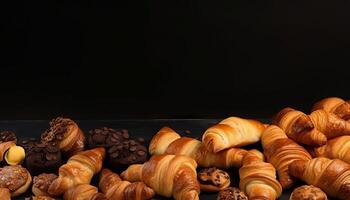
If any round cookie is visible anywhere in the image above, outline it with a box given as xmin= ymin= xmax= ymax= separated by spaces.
xmin=198 ymin=167 xmax=230 ymax=192
xmin=217 ymin=187 xmax=248 ymax=200
xmin=88 ymin=127 xmax=130 ymax=148
xmin=290 ymin=185 xmax=328 ymax=200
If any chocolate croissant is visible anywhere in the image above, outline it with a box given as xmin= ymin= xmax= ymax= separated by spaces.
xmin=261 ymin=125 xmax=312 ymax=189
xmin=48 ymin=148 xmax=105 ymax=196
xmin=121 ymin=155 xmax=200 ymax=200
xmin=273 ymin=107 xmax=327 ymax=146
xmin=312 ymin=97 xmax=350 ymax=121
xmin=289 ymin=157 xmax=350 ymax=200
xmin=149 ymin=127 xmax=247 ymax=168
xmin=99 ymin=168 xmax=155 ymax=200
xmin=239 ymin=150 xmax=282 ymax=200
xmin=41 ymin=117 xmax=86 ymax=157
xmin=202 ymin=117 xmax=265 ymax=152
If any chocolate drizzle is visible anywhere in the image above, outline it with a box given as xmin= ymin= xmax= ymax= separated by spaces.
xmin=0 ymin=131 xmax=17 ymax=143
xmin=41 ymin=117 xmax=73 ymax=144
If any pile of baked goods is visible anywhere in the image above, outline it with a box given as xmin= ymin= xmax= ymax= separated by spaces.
xmin=0 ymin=96 xmax=349 ymax=200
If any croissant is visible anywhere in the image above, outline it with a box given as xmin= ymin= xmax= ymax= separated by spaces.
xmin=0 ymin=141 xmax=15 ymax=162
xmin=289 ymin=157 xmax=350 ymax=200
xmin=41 ymin=117 xmax=86 ymax=157
xmin=309 ymin=109 xmax=350 ymax=139
xmin=309 ymin=136 xmax=350 ymax=164
xmin=63 ymin=184 xmax=108 ymax=200
xmin=261 ymin=125 xmax=312 ymax=189
xmin=273 ymin=107 xmax=327 ymax=146
xmin=239 ymin=149 xmax=282 ymax=200
xmin=121 ymin=155 xmax=200 ymax=200
xmin=48 ymin=147 xmax=105 ymax=196
xmin=202 ymin=117 xmax=265 ymax=152
xmin=0 ymin=188 xmax=11 ymax=200
xmin=149 ymin=127 xmax=247 ymax=168
xmin=312 ymin=97 xmax=350 ymax=121
xmin=99 ymin=168 xmax=155 ymax=200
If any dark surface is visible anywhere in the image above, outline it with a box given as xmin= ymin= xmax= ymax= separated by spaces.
xmin=2 ymin=119 xmax=297 ymax=200
xmin=1 ymin=1 xmax=350 ymax=120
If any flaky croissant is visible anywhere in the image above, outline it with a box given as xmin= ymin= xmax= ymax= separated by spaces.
xmin=309 ymin=135 xmax=350 ymax=164
xmin=202 ymin=117 xmax=265 ymax=152
xmin=99 ymin=168 xmax=155 ymax=200
xmin=289 ymin=157 xmax=350 ymax=200
xmin=261 ymin=125 xmax=312 ymax=189
xmin=312 ymin=97 xmax=350 ymax=121
xmin=63 ymin=184 xmax=108 ymax=200
xmin=309 ymin=109 xmax=350 ymax=139
xmin=41 ymin=117 xmax=86 ymax=157
xmin=48 ymin=147 xmax=105 ymax=196
xmin=239 ymin=149 xmax=282 ymax=200
xmin=273 ymin=107 xmax=327 ymax=146
xmin=149 ymin=127 xmax=247 ymax=168
xmin=121 ymin=155 xmax=200 ymax=200
xmin=0 ymin=141 xmax=15 ymax=162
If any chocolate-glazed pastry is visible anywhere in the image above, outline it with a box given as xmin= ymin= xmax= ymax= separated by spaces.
xmin=198 ymin=167 xmax=230 ymax=192
xmin=0 ymin=131 xmax=17 ymax=143
xmin=18 ymin=137 xmax=39 ymax=152
xmin=217 ymin=187 xmax=248 ymax=200
xmin=108 ymin=139 xmax=148 ymax=168
xmin=32 ymin=173 xmax=58 ymax=197
xmin=88 ymin=127 xmax=129 ymax=148
xmin=41 ymin=117 xmax=85 ymax=157
xmin=290 ymin=185 xmax=328 ymax=200
xmin=25 ymin=143 xmax=62 ymax=175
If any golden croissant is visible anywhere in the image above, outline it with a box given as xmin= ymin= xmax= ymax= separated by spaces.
xmin=273 ymin=107 xmax=327 ymax=146
xmin=63 ymin=184 xmax=108 ymax=200
xmin=99 ymin=168 xmax=155 ymax=200
xmin=121 ymin=155 xmax=200 ymax=200
xmin=149 ymin=127 xmax=247 ymax=168
xmin=289 ymin=157 xmax=350 ymax=200
xmin=48 ymin=147 xmax=105 ymax=196
xmin=239 ymin=149 xmax=282 ymax=200
xmin=312 ymin=97 xmax=350 ymax=121
xmin=202 ymin=117 xmax=265 ymax=152
xmin=261 ymin=125 xmax=311 ymax=189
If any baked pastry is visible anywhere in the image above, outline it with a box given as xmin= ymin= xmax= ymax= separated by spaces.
xmin=197 ymin=167 xmax=230 ymax=192
xmin=121 ymin=155 xmax=200 ymax=200
xmin=41 ymin=117 xmax=85 ymax=157
xmin=0 ymin=141 xmax=16 ymax=162
xmin=312 ymin=97 xmax=350 ymax=121
xmin=0 ymin=188 xmax=11 ymax=200
xmin=289 ymin=185 xmax=327 ymax=200
xmin=26 ymin=196 xmax=56 ymax=200
xmin=202 ymin=117 xmax=265 ymax=152
xmin=309 ymin=135 xmax=350 ymax=164
xmin=25 ymin=143 xmax=62 ymax=175
xmin=217 ymin=187 xmax=248 ymax=200
xmin=0 ymin=130 xmax=17 ymax=143
xmin=5 ymin=144 xmax=25 ymax=165
xmin=309 ymin=109 xmax=350 ymax=139
xmin=239 ymin=149 xmax=282 ymax=200
xmin=99 ymin=168 xmax=155 ymax=200
xmin=32 ymin=173 xmax=58 ymax=197
xmin=261 ymin=125 xmax=312 ymax=189
xmin=0 ymin=165 xmax=32 ymax=197
xmin=88 ymin=127 xmax=130 ymax=148
xmin=48 ymin=147 xmax=105 ymax=196
xmin=273 ymin=107 xmax=327 ymax=146
xmin=149 ymin=127 xmax=247 ymax=168
xmin=63 ymin=184 xmax=108 ymax=200
xmin=289 ymin=157 xmax=350 ymax=200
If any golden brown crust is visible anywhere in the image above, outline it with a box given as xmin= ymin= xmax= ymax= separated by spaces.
xmin=63 ymin=184 xmax=108 ymax=200
xmin=312 ymin=97 xmax=350 ymax=121
xmin=202 ymin=117 xmax=265 ymax=152
xmin=310 ymin=136 xmax=350 ymax=164
xmin=239 ymin=150 xmax=282 ymax=200
xmin=289 ymin=185 xmax=327 ymax=200
xmin=0 ymin=165 xmax=32 ymax=197
xmin=198 ymin=168 xmax=230 ymax=192
xmin=289 ymin=157 xmax=350 ymax=200
xmin=217 ymin=187 xmax=248 ymax=200
xmin=261 ymin=125 xmax=312 ymax=189
xmin=149 ymin=127 xmax=180 ymax=155
xmin=0 ymin=141 xmax=16 ymax=162
xmin=26 ymin=196 xmax=56 ymax=200
xmin=32 ymin=173 xmax=58 ymax=197
xmin=0 ymin=188 xmax=11 ymax=200
xmin=273 ymin=108 xmax=327 ymax=146
xmin=48 ymin=148 xmax=105 ymax=196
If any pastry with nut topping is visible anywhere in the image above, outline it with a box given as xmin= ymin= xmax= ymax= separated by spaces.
xmin=198 ymin=167 xmax=230 ymax=192
xmin=217 ymin=187 xmax=248 ymax=200
xmin=41 ymin=117 xmax=85 ymax=157
xmin=0 ymin=165 xmax=32 ymax=197
xmin=32 ymin=173 xmax=58 ymax=197
xmin=0 ymin=131 xmax=17 ymax=143
xmin=290 ymin=185 xmax=327 ymax=200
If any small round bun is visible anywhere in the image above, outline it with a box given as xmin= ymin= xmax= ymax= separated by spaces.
xmin=290 ymin=185 xmax=328 ymax=200
xmin=217 ymin=187 xmax=248 ymax=200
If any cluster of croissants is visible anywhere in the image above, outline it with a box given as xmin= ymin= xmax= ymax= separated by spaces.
xmin=1 ymin=97 xmax=350 ymax=200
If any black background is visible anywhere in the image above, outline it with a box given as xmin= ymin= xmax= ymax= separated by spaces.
xmin=2 ymin=0 xmax=349 ymax=120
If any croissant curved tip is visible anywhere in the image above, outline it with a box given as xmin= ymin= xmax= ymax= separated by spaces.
xmin=288 ymin=160 xmax=306 ymax=179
